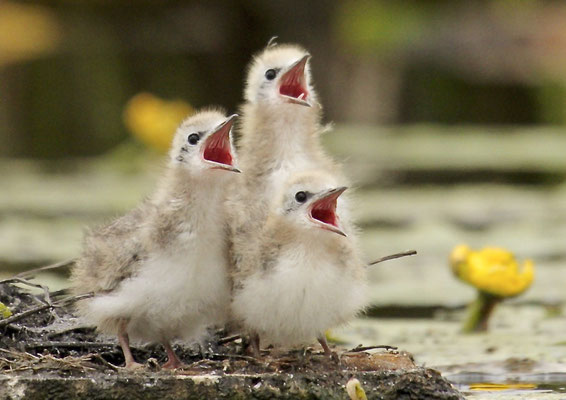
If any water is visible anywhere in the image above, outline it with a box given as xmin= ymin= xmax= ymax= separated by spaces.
xmin=453 ymin=376 xmax=566 ymax=399
xmin=333 ymin=311 xmax=566 ymax=399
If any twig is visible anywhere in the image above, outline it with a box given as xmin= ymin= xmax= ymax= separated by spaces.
xmin=0 ymin=348 xmax=39 ymax=359
xmin=0 ymin=303 xmax=51 ymax=328
xmin=24 ymin=341 xmax=117 ymax=350
xmin=55 ymin=292 xmax=94 ymax=306
xmin=218 ymin=334 xmax=241 ymax=345
xmin=49 ymin=289 xmax=70 ymax=298
xmin=4 ymin=323 xmax=26 ymax=332
xmin=0 ymin=261 xmax=77 ymax=320
xmin=15 ymin=258 xmax=76 ymax=280
xmin=0 ymin=348 xmax=102 ymax=373
xmin=46 ymin=326 xmax=95 ymax=339
xmin=93 ymin=353 xmax=120 ymax=371
xmin=347 ymin=344 xmax=398 ymax=353
xmin=0 ymin=278 xmax=52 ymax=305
xmin=367 ymin=250 xmax=417 ymax=266
xmin=209 ymin=353 xmax=260 ymax=363
xmin=0 ymin=293 xmax=92 ymax=329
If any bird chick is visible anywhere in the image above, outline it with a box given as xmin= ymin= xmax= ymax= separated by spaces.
xmin=71 ymin=109 xmax=239 ymax=369
xmin=228 ymin=42 xmax=345 ymax=288
xmin=237 ymin=42 xmax=338 ymax=191
xmin=231 ymin=170 xmax=367 ymax=356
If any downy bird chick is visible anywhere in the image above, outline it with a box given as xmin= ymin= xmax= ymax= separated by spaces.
xmin=228 ymin=42 xmax=346 ymax=289
xmin=236 ymin=42 xmax=339 ymax=197
xmin=231 ymin=170 xmax=367 ymax=356
xmin=71 ymin=110 xmax=239 ymax=369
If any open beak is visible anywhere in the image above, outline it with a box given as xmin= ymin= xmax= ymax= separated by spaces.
xmin=278 ymin=54 xmax=311 ymax=107
xmin=202 ymin=114 xmax=240 ymax=173
xmin=308 ymin=186 xmax=347 ymax=236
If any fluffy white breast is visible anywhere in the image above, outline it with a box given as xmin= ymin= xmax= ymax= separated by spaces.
xmin=84 ymin=185 xmax=231 ymax=343
xmin=232 ymin=238 xmax=367 ymax=346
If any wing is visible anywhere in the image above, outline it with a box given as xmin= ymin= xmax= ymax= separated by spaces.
xmin=71 ymin=202 xmax=153 ymax=295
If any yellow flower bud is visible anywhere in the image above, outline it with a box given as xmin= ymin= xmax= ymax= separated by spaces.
xmin=123 ymin=92 xmax=193 ymax=152
xmin=0 ymin=302 xmax=12 ymax=319
xmin=346 ymin=378 xmax=368 ymax=400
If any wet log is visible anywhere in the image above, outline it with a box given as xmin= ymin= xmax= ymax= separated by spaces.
xmin=0 ymin=352 xmax=463 ymax=400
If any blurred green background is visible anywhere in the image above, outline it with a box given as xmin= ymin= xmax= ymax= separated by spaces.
xmin=4 ymin=0 xmax=566 ymax=158
xmin=1 ymin=0 xmax=566 ymax=313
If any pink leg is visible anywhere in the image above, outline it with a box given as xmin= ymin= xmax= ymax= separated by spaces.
xmin=162 ymin=342 xmax=184 ymax=369
xmin=318 ymin=336 xmax=338 ymax=361
xmin=118 ymin=319 xmax=143 ymax=369
xmin=250 ymin=332 xmax=261 ymax=358
xmin=318 ymin=336 xmax=332 ymax=356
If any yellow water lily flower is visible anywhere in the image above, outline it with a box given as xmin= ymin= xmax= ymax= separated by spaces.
xmin=123 ymin=92 xmax=193 ymax=152
xmin=450 ymin=244 xmax=534 ymax=298
xmin=0 ymin=302 xmax=12 ymax=319
xmin=450 ymin=244 xmax=535 ymax=333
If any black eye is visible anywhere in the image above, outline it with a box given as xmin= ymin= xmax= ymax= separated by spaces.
xmin=187 ymin=133 xmax=200 ymax=145
xmin=265 ymin=69 xmax=277 ymax=80
xmin=295 ymin=191 xmax=307 ymax=203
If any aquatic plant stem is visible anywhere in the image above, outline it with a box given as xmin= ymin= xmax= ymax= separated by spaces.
xmin=462 ymin=291 xmax=501 ymax=333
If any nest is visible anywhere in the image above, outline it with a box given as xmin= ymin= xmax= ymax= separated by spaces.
xmin=0 ymin=268 xmax=465 ymax=400
xmin=0 ymin=274 xmax=407 ymax=376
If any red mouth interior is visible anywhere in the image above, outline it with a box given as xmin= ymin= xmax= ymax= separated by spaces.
xmin=279 ymin=62 xmax=308 ymax=100
xmin=310 ymin=198 xmax=338 ymax=227
xmin=204 ymin=146 xmax=232 ymax=166
xmin=203 ymin=128 xmax=233 ymax=166
xmin=280 ymin=81 xmax=308 ymax=100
